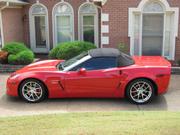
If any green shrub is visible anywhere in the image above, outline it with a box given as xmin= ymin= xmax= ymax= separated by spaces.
xmin=8 ymin=50 xmax=34 ymax=65
xmin=117 ymin=42 xmax=129 ymax=54
xmin=2 ymin=42 xmax=35 ymax=65
xmin=2 ymin=42 xmax=28 ymax=55
xmin=49 ymin=41 xmax=96 ymax=60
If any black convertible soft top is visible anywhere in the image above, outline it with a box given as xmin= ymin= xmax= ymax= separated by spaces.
xmin=89 ymin=48 xmax=120 ymax=57
xmin=89 ymin=48 xmax=135 ymax=67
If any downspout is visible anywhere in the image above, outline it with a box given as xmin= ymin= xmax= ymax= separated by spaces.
xmin=0 ymin=1 xmax=9 ymax=48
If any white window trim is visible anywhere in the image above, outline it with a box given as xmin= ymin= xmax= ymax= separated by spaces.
xmin=78 ymin=2 xmax=99 ymax=47
xmin=0 ymin=11 xmax=4 ymax=48
xmin=29 ymin=3 xmax=50 ymax=53
xmin=128 ymin=0 xmax=179 ymax=60
xmin=52 ymin=1 xmax=74 ymax=47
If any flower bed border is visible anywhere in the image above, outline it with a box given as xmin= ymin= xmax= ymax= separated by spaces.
xmin=0 ymin=64 xmax=25 ymax=73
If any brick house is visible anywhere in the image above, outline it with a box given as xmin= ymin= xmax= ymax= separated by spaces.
xmin=0 ymin=0 xmax=180 ymax=61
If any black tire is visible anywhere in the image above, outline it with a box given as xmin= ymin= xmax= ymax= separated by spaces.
xmin=126 ymin=79 xmax=155 ymax=104
xmin=19 ymin=79 xmax=47 ymax=103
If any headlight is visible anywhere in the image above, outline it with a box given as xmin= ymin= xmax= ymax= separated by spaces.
xmin=9 ymin=73 xmax=20 ymax=79
xmin=10 ymin=73 xmax=16 ymax=77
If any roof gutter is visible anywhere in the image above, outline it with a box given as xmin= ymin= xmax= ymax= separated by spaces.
xmin=0 ymin=1 xmax=9 ymax=10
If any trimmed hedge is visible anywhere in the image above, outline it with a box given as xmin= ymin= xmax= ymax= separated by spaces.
xmin=8 ymin=51 xmax=34 ymax=65
xmin=2 ymin=42 xmax=34 ymax=65
xmin=2 ymin=42 xmax=28 ymax=55
xmin=49 ymin=41 xmax=96 ymax=60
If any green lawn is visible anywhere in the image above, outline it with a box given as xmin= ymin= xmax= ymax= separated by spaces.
xmin=0 ymin=112 xmax=180 ymax=135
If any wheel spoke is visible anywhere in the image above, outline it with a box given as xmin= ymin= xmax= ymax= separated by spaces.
xmin=22 ymin=81 xmax=43 ymax=102
xmin=130 ymin=81 xmax=152 ymax=103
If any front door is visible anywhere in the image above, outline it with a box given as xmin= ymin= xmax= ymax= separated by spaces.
xmin=142 ymin=14 xmax=164 ymax=56
xmin=64 ymin=57 xmax=121 ymax=97
xmin=82 ymin=15 xmax=95 ymax=44
xmin=65 ymin=69 xmax=121 ymax=97
xmin=56 ymin=15 xmax=73 ymax=44
xmin=31 ymin=15 xmax=49 ymax=53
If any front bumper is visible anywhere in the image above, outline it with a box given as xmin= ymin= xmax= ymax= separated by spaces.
xmin=6 ymin=77 xmax=19 ymax=97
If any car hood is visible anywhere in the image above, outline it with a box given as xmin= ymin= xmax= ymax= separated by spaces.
xmin=15 ymin=60 xmax=64 ymax=73
xmin=133 ymin=56 xmax=171 ymax=67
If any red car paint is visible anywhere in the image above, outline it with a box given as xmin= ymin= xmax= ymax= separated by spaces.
xmin=6 ymin=56 xmax=171 ymax=99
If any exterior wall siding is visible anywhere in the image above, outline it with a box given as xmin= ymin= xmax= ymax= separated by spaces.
xmin=1 ymin=8 xmax=24 ymax=44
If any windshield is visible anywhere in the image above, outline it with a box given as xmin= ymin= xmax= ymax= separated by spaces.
xmin=58 ymin=52 xmax=88 ymax=70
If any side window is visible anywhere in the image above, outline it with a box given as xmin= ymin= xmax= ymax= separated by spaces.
xmin=71 ymin=57 xmax=117 ymax=71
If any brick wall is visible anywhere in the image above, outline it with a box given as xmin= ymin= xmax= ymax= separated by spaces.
xmin=102 ymin=0 xmax=180 ymax=60
xmin=23 ymin=0 xmax=87 ymax=50
xmin=2 ymin=0 xmax=180 ymax=61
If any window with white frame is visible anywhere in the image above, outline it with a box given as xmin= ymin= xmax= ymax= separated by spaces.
xmin=0 ymin=25 xmax=2 ymax=48
xmin=0 ymin=13 xmax=2 ymax=48
xmin=29 ymin=4 xmax=49 ymax=53
xmin=53 ymin=2 xmax=74 ymax=45
xmin=142 ymin=2 xmax=164 ymax=56
xmin=129 ymin=0 xmax=179 ymax=60
xmin=79 ymin=3 xmax=98 ymax=46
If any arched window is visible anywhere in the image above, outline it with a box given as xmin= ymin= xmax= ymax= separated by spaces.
xmin=143 ymin=1 xmax=164 ymax=13
xmin=53 ymin=2 xmax=74 ymax=45
xmin=29 ymin=4 xmax=49 ymax=53
xmin=129 ymin=0 xmax=179 ymax=60
xmin=142 ymin=1 xmax=164 ymax=56
xmin=79 ymin=3 xmax=98 ymax=46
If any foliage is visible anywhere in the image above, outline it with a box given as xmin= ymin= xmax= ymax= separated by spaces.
xmin=2 ymin=42 xmax=29 ymax=55
xmin=0 ymin=112 xmax=180 ymax=135
xmin=49 ymin=41 xmax=97 ymax=60
xmin=117 ymin=42 xmax=129 ymax=54
xmin=1 ymin=42 xmax=34 ymax=65
xmin=8 ymin=50 xmax=34 ymax=65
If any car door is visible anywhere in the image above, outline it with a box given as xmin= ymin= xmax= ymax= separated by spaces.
xmin=64 ymin=57 xmax=122 ymax=97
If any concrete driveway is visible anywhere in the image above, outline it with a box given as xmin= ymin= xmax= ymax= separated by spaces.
xmin=0 ymin=74 xmax=180 ymax=117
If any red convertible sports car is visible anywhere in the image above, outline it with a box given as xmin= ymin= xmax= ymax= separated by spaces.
xmin=6 ymin=48 xmax=171 ymax=104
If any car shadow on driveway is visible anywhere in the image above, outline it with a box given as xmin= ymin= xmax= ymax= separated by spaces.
xmin=0 ymin=95 xmax=168 ymax=116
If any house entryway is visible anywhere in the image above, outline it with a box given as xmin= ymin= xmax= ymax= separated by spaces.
xmin=129 ymin=0 xmax=179 ymax=60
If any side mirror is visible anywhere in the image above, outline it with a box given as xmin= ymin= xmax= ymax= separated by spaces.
xmin=78 ymin=68 xmax=86 ymax=75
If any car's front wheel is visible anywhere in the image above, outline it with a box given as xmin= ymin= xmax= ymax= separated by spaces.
xmin=19 ymin=79 xmax=47 ymax=103
xmin=126 ymin=79 xmax=155 ymax=104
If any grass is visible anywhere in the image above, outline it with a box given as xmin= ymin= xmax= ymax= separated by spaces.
xmin=0 ymin=111 xmax=180 ymax=135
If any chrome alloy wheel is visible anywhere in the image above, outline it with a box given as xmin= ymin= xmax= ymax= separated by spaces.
xmin=22 ymin=81 xmax=43 ymax=102
xmin=129 ymin=81 xmax=152 ymax=104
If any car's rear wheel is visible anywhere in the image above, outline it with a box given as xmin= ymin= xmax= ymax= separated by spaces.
xmin=19 ymin=79 xmax=47 ymax=103
xmin=126 ymin=79 xmax=155 ymax=104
